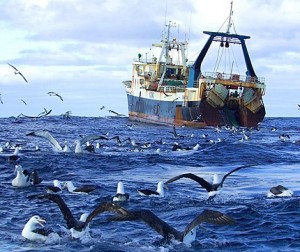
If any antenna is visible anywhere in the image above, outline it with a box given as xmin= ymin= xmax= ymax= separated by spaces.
xmin=226 ymin=1 xmax=234 ymax=34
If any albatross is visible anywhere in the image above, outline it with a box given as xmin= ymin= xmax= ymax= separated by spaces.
xmin=267 ymin=185 xmax=294 ymax=197
xmin=137 ymin=181 xmax=166 ymax=197
xmin=33 ymin=194 xmax=126 ymax=239
xmin=63 ymin=181 xmax=97 ymax=194
xmin=8 ymin=63 xmax=28 ymax=83
xmin=108 ymin=208 xmax=235 ymax=244
xmin=113 ymin=181 xmax=129 ymax=202
xmin=12 ymin=164 xmax=42 ymax=187
xmin=22 ymin=215 xmax=60 ymax=242
xmin=165 ymin=165 xmax=253 ymax=199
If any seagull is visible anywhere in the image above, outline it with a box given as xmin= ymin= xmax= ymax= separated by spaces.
xmin=8 ymin=63 xmax=28 ymax=83
xmin=22 ymin=215 xmax=60 ymax=242
xmin=165 ymin=165 xmax=253 ymax=199
xmin=137 ymin=181 xmax=166 ymax=197
xmin=47 ymin=92 xmax=63 ymax=101
xmin=32 ymin=194 xmax=127 ymax=239
xmin=108 ymin=208 xmax=235 ymax=244
xmin=63 ymin=181 xmax=97 ymax=194
xmin=113 ymin=181 xmax=129 ymax=202
xmin=267 ymin=185 xmax=294 ymax=198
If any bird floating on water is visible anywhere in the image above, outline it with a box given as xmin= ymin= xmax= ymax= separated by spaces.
xmin=22 ymin=215 xmax=60 ymax=242
xmin=137 ymin=181 xmax=166 ymax=197
xmin=8 ymin=63 xmax=28 ymax=83
xmin=12 ymin=164 xmax=42 ymax=187
xmin=267 ymin=185 xmax=294 ymax=197
xmin=63 ymin=181 xmax=97 ymax=194
xmin=113 ymin=181 xmax=129 ymax=202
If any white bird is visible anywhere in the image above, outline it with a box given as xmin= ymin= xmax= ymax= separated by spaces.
xmin=63 ymin=181 xmax=97 ymax=194
xmin=12 ymin=164 xmax=31 ymax=187
xmin=46 ymin=180 xmax=62 ymax=194
xmin=137 ymin=181 xmax=166 ymax=197
xmin=12 ymin=164 xmax=42 ymax=187
xmin=113 ymin=182 xmax=129 ymax=202
xmin=22 ymin=215 xmax=60 ymax=243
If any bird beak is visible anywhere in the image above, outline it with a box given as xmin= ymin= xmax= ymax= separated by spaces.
xmin=38 ymin=218 xmax=46 ymax=227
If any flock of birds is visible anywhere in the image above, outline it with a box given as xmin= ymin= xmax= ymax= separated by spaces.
xmin=0 ymin=120 xmax=296 ymax=248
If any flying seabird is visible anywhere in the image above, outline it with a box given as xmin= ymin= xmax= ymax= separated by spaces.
xmin=108 ymin=208 xmax=235 ymax=244
xmin=108 ymin=110 xmax=126 ymax=117
xmin=47 ymin=92 xmax=63 ymax=101
xmin=0 ymin=93 xmax=3 ymax=104
xmin=137 ymin=181 xmax=166 ymax=197
xmin=22 ymin=215 xmax=60 ymax=242
xmin=63 ymin=181 xmax=97 ymax=194
xmin=113 ymin=181 xmax=129 ymax=202
xmin=165 ymin=165 xmax=253 ymax=199
xmin=33 ymin=194 xmax=126 ymax=239
xmin=8 ymin=63 xmax=28 ymax=83
xmin=21 ymin=99 xmax=27 ymax=105
xmin=267 ymin=185 xmax=294 ymax=197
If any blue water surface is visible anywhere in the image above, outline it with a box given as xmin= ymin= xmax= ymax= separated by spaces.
xmin=0 ymin=116 xmax=299 ymax=252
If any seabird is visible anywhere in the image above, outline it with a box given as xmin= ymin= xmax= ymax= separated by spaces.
xmin=8 ymin=145 xmax=21 ymax=162
xmin=33 ymin=194 xmax=126 ymax=239
xmin=63 ymin=181 xmax=97 ymax=194
xmin=26 ymin=130 xmax=64 ymax=152
xmin=22 ymin=215 xmax=60 ymax=242
xmin=46 ymin=180 xmax=62 ymax=194
xmin=47 ymin=91 xmax=63 ymax=101
xmin=0 ymin=93 xmax=3 ymax=104
xmin=165 ymin=165 xmax=253 ymax=199
xmin=137 ymin=181 xmax=166 ymax=197
xmin=113 ymin=181 xmax=129 ymax=202
xmin=12 ymin=164 xmax=31 ymax=187
xmin=21 ymin=99 xmax=27 ymax=105
xmin=108 ymin=109 xmax=126 ymax=116
xmin=108 ymin=208 xmax=235 ymax=244
xmin=267 ymin=185 xmax=294 ymax=197
xmin=74 ymin=134 xmax=109 ymax=153
xmin=8 ymin=63 xmax=28 ymax=83
xmin=12 ymin=164 xmax=42 ymax=187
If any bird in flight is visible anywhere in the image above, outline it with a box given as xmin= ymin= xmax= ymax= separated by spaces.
xmin=8 ymin=63 xmax=28 ymax=83
xmin=47 ymin=92 xmax=63 ymax=101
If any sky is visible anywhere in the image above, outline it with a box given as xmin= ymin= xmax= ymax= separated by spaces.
xmin=0 ymin=0 xmax=299 ymax=118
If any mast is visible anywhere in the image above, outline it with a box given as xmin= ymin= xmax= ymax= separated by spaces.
xmin=226 ymin=1 xmax=234 ymax=34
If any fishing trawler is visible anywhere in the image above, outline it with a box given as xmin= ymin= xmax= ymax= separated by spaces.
xmin=123 ymin=3 xmax=266 ymax=128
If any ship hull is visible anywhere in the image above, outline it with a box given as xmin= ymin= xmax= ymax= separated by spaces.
xmin=127 ymin=93 xmax=265 ymax=128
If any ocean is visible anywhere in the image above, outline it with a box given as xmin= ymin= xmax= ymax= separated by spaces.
xmin=0 ymin=116 xmax=299 ymax=252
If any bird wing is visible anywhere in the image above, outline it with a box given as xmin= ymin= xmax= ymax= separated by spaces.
xmin=26 ymin=130 xmax=63 ymax=151
xmin=183 ymin=209 xmax=235 ymax=238
xmin=85 ymin=202 xmax=130 ymax=224
xmin=109 ymin=209 xmax=181 ymax=239
xmin=165 ymin=173 xmax=213 ymax=192
xmin=18 ymin=72 xmax=28 ymax=82
xmin=137 ymin=189 xmax=159 ymax=196
xmin=79 ymin=134 xmax=109 ymax=146
xmin=73 ymin=185 xmax=97 ymax=193
xmin=37 ymin=194 xmax=77 ymax=229
xmin=30 ymin=170 xmax=43 ymax=185
xmin=8 ymin=63 xmax=18 ymax=71
xmin=219 ymin=164 xmax=255 ymax=187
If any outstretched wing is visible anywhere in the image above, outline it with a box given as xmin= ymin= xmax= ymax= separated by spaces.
xmin=19 ymin=72 xmax=28 ymax=83
xmin=165 ymin=173 xmax=213 ymax=192
xmin=220 ymin=164 xmax=255 ymax=187
xmin=26 ymin=130 xmax=63 ymax=151
xmin=183 ymin=209 xmax=235 ymax=238
xmin=108 ymin=209 xmax=181 ymax=239
xmin=8 ymin=63 xmax=18 ymax=71
xmin=36 ymin=194 xmax=77 ymax=229
xmin=85 ymin=202 xmax=130 ymax=224
xmin=79 ymin=134 xmax=109 ymax=146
